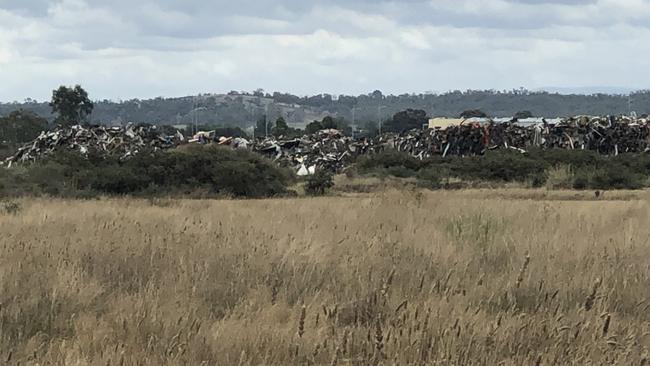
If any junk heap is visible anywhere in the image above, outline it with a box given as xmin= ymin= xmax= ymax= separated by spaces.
xmin=4 ymin=115 xmax=650 ymax=173
xmin=250 ymin=116 xmax=650 ymax=173
xmin=415 ymin=115 xmax=650 ymax=158
xmin=253 ymin=129 xmax=373 ymax=175
xmin=3 ymin=124 xmax=184 ymax=167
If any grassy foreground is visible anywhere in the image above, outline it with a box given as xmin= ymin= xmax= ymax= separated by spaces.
xmin=1 ymin=190 xmax=650 ymax=365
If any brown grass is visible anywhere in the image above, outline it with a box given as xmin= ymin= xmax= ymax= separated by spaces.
xmin=1 ymin=190 xmax=650 ymax=365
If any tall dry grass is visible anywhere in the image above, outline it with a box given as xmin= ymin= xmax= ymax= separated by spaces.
xmin=1 ymin=190 xmax=650 ymax=365
xmin=545 ymin=164 xmax=576 ymax=190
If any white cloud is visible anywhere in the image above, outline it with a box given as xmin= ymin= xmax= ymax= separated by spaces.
xmin=0 ymin=0 xmax=649 ymax=101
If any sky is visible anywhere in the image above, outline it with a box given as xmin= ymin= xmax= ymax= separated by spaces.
xmin=0 ymin=0 xmax=649 ymax=101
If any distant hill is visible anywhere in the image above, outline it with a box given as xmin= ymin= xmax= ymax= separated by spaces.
xmin=2 ymin=89 xmax=650 ymax=128
xmin=536 ymin=86 xmax=644 ymax=96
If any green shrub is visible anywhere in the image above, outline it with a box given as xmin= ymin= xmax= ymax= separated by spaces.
xmin=88 ymin=166 xmax=152 ymax=194
xmin=535 ymin=149 xmax=601 ymax=169
xmin=162 ymin=146 xmax=293 ymax=197
xmin=305 ymin=170 xmax=334 ymax=196
xmin=356 ymin=148 xmax=650 ymax=190
xmin=384 ymin=165 xmax=417 ymax=178
xmin=571 ymin=168 xmax=594 ymax=190
xmin=357 ymin=150 xmax=422 ymax=173
xmin=416 ymin=168 xmax=445 ymax=189
xmin=589 ymin=166 xmax=645 ymax=190
xmin=1 ymin=146 xmax=293 ymax=198
xmin=433 ymin=151 xmax=545 ymax=183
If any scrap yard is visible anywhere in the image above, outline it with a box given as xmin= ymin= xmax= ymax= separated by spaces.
xmin=5 ymin=115 xmax=650 ymax=173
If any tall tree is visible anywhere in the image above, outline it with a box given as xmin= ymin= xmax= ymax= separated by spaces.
xmin=0 ymin=110 xmax=48 ymax=144
xmin=384 ymin=109 xmax=428 ymax=132
xmin=305 ymin=121 xmax=324 ymax=135
xmin=321 ymin=116 xmax=337 ymax=129
xmin=272 ymin=117 xmax=289 ymax=137
xmin=50 ymin=85 xmax=94 ymax=127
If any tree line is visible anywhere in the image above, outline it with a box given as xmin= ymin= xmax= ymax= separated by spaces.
xmin=3 ymin=85 xmax=650 ymax=146
xmin=2 ymin=88 xmax=650 ymax=129
xmin=0 ymin=85 xmax=442 ymax=144
xmin=3 ymin=84 xmax=623 ymax=149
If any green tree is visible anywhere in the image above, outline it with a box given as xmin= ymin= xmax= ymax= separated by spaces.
xmin=272 ymin=117 xmax=289 ymax=137
xmin=319 ymin=116 xmax=351 ymax=134
xmin=384 ymin=109 xmax=428 ymax=132
xmin=514 ymin=110 xmax=533 ymax=120
xmin=305 ymin=121 xmax=323 ymax=135
xmin=321 ymin=116 xmax=337 ymax=129
xmin=460 ymin=109 xmax=488 ymax=119
xmin=0 ymin=109 xmax=48 ymax=144
xmin=50 ymin=85 xmax=94 ymax=127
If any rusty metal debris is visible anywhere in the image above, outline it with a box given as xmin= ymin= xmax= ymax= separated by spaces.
xmin=2 ymin=124 xmax=183 ymax=167
xmin=417 ymin=115 xmax=650 ymax=158
xmin=253 ymin=129 xmax=372 ymax=174
xmin=250 ymin=116 xmax=650 ymax=173
xmin=4 ymin=115 xmax=650 ymax=173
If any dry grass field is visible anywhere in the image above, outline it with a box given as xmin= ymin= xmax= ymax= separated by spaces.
xmin=1 ymin=189 xmax=650 ymax=365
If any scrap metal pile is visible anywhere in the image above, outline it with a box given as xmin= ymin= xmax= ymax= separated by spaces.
xmin=253 ymin=129 xmax=377 ymax=175
xmin=250 ymin=115 xmax=650 ymax=173
xmin=3 ymin=124 xmax=184 ymax=167
xmin=425 ymin=115 xmax=650 ymax=157
xmin=4 ymin=115 xmax=650 ymax=173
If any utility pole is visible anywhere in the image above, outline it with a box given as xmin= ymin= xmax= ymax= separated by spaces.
xmin=265 ymin=103 xmax=269 ymax=137
xmin=193 ymin=96 xmax=198 ymax=135
xmin=628 ymin=94 xmax=634 ymax=117
xmin=250 ymin=105 xmax=255 ymax=140
xmin=378 ymin=105 xmax=387 ymax=135
xmin=352 ymin=106 xmax=356 ymax=139
xmin=378 ymin=105 xmax=381 ymax=135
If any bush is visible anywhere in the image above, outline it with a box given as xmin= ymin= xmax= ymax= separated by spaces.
xmin=87 ymin=166 xmax=152 ymax=194
xmin=589 ymin=166 xmax=645 ymax=190
xmin=163 ymin=146 xmax=293 ymax=197
xmin=25 ymin=163 xmax=69 ymax=195
xmin=305 ymin=170 xmax=334 ymax=196
xmin=416 ymin=168 xmax=445 ymax=189
xmin=357 ymin=150 xmax=422 ymax=174
xmin=1 ymin=146 xmax=294 ymax=198
xmin=453 ymin=151 xmax=545 ymax=182
xmin=384 ymin=165 xmax=417 ymax=178
xmin=356 ymin=148 xmax=650 ymax=191
xmin=535 ymin=149 xmax=601 ymax=170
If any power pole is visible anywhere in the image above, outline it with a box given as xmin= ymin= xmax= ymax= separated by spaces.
xmin=628 ymin=94 xmax=634 ymax=117
xmin=250 ymin=105 xmax=255 ymax=140
xmin=193 ymin=96 xmax=198 ymax=135
xmin=264 ymin=103 xmax=269 ymax=137
xmin=352 ymin=106 xmax=356 ymax=138
xmin=378 ymin=105 xmax=386 ymax=135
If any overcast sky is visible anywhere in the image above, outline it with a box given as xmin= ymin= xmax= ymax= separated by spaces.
xmin=0 ymin=0 xmax=648 ymax=101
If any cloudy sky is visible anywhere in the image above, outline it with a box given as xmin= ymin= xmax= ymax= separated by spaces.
xmin=0 ymin=0 xmax=648 ymax=101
